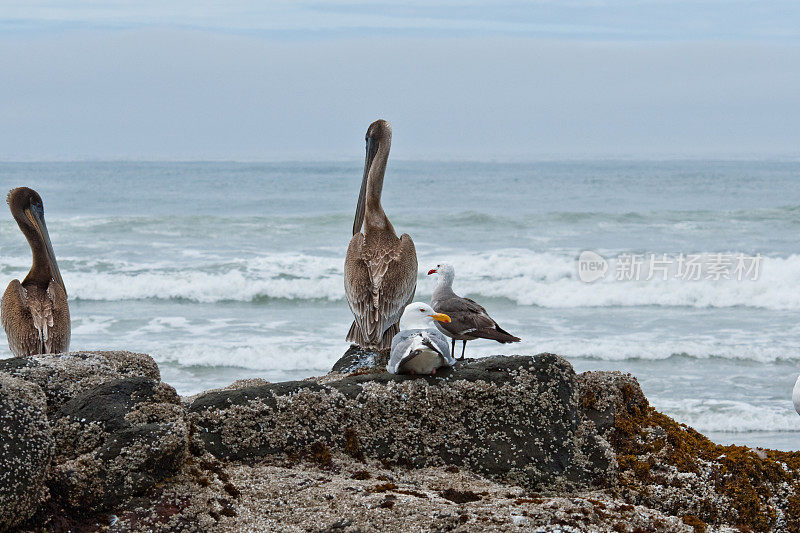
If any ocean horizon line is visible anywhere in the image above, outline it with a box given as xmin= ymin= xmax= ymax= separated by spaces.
xmin=2 ymin=154 xmax=800 ymax=164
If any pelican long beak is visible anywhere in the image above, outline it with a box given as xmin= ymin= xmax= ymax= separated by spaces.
xmin=353 ymin=136 xmax=379 ymax=235
xmin=429 ymin=313 xmax=451 ymax=323
xmin=25 ymin=204 xmax=65 ymax=292
xmin=427 ymin=268 xmax=437 ymax=275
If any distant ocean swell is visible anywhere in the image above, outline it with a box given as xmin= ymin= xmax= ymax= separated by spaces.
xmin=3 ymin=205 xmax=800 ymax=238
xmin=3 ymin=249 xmax=800 ymax=309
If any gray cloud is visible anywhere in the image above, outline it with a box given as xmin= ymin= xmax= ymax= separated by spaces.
xmin=2 ymin=1 xmax=799 ymax=41
xmin=0 ymin=4 xmax=798 ymax=160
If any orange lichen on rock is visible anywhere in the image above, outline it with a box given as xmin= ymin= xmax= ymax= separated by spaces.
xmin=581 ymin=371 xmax=800 ymax=532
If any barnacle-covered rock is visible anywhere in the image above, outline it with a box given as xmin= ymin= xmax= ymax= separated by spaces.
xmin=0 ymin=373 xmax=54 ymax=532
xmin=190 ymin=353 xmax=616 ymax=491
xmin=0 ymin=351 xmax=159 ymax=415
xmin=49 ymin=376 xmax=189 ymax=511
xmin=578 ymin=370 xmax=800 ymax=533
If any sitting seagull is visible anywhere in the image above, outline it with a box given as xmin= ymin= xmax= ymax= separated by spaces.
xmin=793 ymin=375 xmax=800 ymax=416
xmin=388 ymin=302 xmax=454 ymax=375
xmin=428 ymin=262 xmax=520 ymax=360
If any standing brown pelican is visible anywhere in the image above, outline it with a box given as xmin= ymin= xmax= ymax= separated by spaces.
xmin=428 ymin=262 xmax=520 ymax=359
xmin=1 ymin=188 xmax=70 ymax=357
xmin=344 ymin=120 xmax=418 ymax=351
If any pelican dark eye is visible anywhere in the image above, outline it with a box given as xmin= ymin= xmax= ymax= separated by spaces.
xmin=420 ymin=309 xmax=424 ymax=312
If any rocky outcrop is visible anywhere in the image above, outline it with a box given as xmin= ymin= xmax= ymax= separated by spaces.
xmin=190 ymin=354 xmax=617 ymax=492
xmin=0 ymin=351 xmax=188 ymax=530
xmin=0 ymin=351 xmax=159 ymax=415
xmin=2 ymin=350 xmax=799 ymax=532
xmin=0 ymin=373 xmax=54 ymax=532
xmin=579 ymin=370 xmax=800 ymax=532
xmin=50 ymin=376 xmax=189 ymax=511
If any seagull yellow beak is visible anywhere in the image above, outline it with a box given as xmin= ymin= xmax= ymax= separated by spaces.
xmin=429 ymin=313 xmax=451 ymax=323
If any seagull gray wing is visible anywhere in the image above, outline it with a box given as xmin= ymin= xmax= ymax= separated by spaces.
xmin=434 ymin=295 xmax=520 ymax=343
xmin=428 ymin=328 xmax=455 ymax=366
xmin=388 ymin=328 xmax=453 ymax=374
xmin=434 ymin=295 xmax=495 ymax=336
xmin=388 ymin=329 xmax=417 ymax=374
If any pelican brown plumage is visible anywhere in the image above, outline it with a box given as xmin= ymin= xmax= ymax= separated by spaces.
xmin=344 ymin=119 xmax=418 ymax=351
xmin=1 ymin=187 xmax=70 ymax=357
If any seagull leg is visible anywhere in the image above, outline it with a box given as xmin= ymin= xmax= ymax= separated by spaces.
xmin=460 ymin=341 xmax=466 ymax=360
xmin=431 ymin=368 xmax=437 ymax=376
xmin=451 ymin=338 xmax=456 ymax=359
xmin=410 ymin=369 xmax=416 ymax=375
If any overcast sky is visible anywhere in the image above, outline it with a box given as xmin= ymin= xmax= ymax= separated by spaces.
xmin=1 ymin=1 xmax=799 ymax=160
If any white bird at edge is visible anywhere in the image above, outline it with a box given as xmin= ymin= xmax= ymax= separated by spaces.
xmin=388 ymin=302 xmax=454 ymax=375
xmin=793 ymin=375 xmax=800 ymax=416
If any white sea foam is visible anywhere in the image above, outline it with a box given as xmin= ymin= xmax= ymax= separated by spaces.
xmin=654 ymin=398 xmax=800 ymax=433
xmin=524 ymin=338 xmax=800 ymax=363
xmin=3 ymin=249 xmax=793 ymax=310
xmin=56 ymin=253 xmax=346 ymax=302
xmin=423 ymin=250 xmax=800 ymax=310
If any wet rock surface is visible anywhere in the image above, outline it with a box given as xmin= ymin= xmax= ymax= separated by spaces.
xmin=0 ymin=351 xmax=159 ymax=415
xmin=331 ymin=345 xmax=389 ymax=373
xmin=50 ymin=376 xmax=189 ymax=511
xmin=191 ymin=354 xmax=617 ymax=492
xmin=0 ymin=373 xmax=54 ymax=532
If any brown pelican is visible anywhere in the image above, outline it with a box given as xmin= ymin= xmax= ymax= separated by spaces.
xmin=1 ymin=187 xmax=70 ymax=357
xmin=344 ymin=119 xmax=418 ymax=352
xmin=428 ymin=262 xmax=520 ymax=359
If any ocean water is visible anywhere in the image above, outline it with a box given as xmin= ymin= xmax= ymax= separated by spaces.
xmin=1 ymin=160 xmax=799 ymax=450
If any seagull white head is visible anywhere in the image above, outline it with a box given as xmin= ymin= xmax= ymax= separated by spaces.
xmin=399 ymin=302 xmax=451 ymax=330
xmin=427 ymin=262 xmax=455 ymax=286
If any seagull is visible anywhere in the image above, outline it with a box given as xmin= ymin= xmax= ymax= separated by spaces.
xmin=428 ymin=262 xmax=520 ymax=360
xmin=387 ymin=302 xmax=453 ymax=375
xmin=793 ymin=375 xmax=800 ymax=416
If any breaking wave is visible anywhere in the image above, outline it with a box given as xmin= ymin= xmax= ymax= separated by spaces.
xmin=2 ymin=249 xmax=795 ymax=310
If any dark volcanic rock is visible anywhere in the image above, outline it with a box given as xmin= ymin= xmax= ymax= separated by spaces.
xmin=0 ymin=374 xmax=54 ymax=532
xmin=190 ymin=353 xmax=617 ymax=491
xmin=330 ymin=345 xmax=389 ymax=373
xmin=49 ymin=376 xmax=189 ymax=511
xmin=0 ymin=351 xmax=160 ymax=415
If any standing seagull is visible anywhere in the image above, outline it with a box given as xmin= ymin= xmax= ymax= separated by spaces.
xmin=2 ymin=188 xmax=70 ymax=356
xmin=344 ymin=120 xmax=418 ymax=351
xmin=388 ymin=303 xmax=453 ymax=375
xmin=428 ymin=262 xmax=520 ymax=359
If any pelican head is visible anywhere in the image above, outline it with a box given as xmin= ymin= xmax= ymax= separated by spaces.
xmin=399 ymin=302 xmax=450 ymax=330
xmin=7 ymin=187 xmax=64 ymax=290
xmin=353 ymin=119 xmax=393 ymax=235
xmin=366 ymin=119 xmax=392 ymax=144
